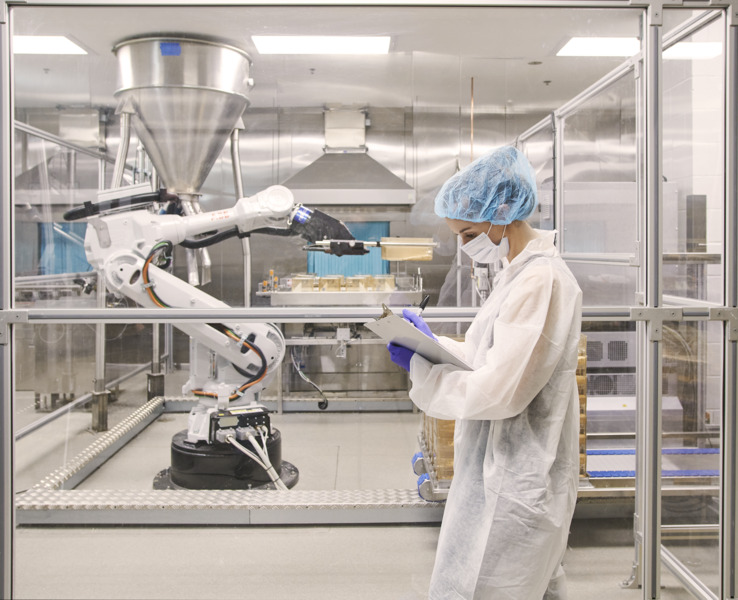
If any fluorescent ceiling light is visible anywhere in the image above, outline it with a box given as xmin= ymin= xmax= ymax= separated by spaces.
xmin=664 ymin=42 xmax=722 ymax=60
xmin=13 ymin=35 xmax=86 ymax=55
xmin=252 ymin=35 xmax=390 ymax=55
xmin=557 ymin=37 xmax=640 ymax=57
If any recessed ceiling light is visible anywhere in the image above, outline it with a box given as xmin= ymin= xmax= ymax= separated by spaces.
xmin=664 ymin=42 xmax=722 ymax=60
xmin=13 ymin=35 xmax=87 ymax=55
xmin=252 ymin=35 xmax=390 ymax=55
xmin=557 ymin=37 xmax=640 ymax=57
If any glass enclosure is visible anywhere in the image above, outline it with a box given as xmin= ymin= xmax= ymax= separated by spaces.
xmin=662 ymin=15 xmax=725 ymax=306
xmin=1 ymin=3 xmax=736 ymax=600
xmin=659 ymin=11 xmax=726 ymax=598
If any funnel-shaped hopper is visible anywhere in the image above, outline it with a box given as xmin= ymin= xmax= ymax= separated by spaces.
xmin=113 ymin=36 xmax=252 ymax=195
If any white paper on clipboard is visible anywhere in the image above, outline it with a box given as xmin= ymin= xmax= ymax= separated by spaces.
xmin=365 ymin=309 xmax=473 ymax=371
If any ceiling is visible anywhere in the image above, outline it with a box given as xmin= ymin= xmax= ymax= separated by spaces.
xmin=10 ymin=5 xmax=699 ymax=115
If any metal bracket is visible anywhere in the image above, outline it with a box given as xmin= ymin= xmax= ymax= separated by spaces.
xmin=630 ymin=0 xmax=687 ymax=26
xmin=2 ymin=1 xmax=29 ymax=25
xmin=630 ymin=307 xmax=683 ymax=341
xmin=724 ymin=0 xmax=738 ymax=27
xmin=0 ymin=309 xmax=28 ymax=345
xmin=633 ymin=58 xmax=642 ymax=81
xmin=710 ymin=308 xmax=738 ymax=341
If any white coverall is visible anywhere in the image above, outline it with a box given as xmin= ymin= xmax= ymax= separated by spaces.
xmin=408 ymin=230 xmax=582 ymax=600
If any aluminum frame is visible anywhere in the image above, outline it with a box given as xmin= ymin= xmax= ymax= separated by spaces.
xmin=640 ymin=7 xmax=665 ymax=599
xmin=722 ymin=7 xmax=738 ymax=599
xmin=515 ymin=7 xmax=738 ymax=597
xmin=3 ymin=0 xmax=735 ymax=7
xmin=2 ymin=2 xmax=738 ymax=599
xmin=1 ymin=10 xmax=12 ymax=600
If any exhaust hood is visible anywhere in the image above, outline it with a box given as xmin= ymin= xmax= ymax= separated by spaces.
xmin=282 ymin=109 xmax=415 ymax=206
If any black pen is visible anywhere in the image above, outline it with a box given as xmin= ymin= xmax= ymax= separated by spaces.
xmin=418 ymin=294 xmax=430 ymax=313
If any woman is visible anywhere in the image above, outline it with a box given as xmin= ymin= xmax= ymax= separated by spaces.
xmin=388 ymin=146 xmax=582 ymax=599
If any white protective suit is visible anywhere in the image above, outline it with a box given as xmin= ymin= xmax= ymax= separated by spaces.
xmin=408 ymin=230 xmax=582 ymax=600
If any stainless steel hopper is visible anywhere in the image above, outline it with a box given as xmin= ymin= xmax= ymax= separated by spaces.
xmin=113 ymin=36 xmax=252 ymax=195
xmin=111 ymin=35 xmax=253 ymax=285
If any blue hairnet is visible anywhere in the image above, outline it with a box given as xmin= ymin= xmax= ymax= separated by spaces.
xmin=434 ymin=146 xmax=538 ymax=224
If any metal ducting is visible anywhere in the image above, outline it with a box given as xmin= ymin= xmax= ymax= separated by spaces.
xmin=282 ymin=110 xmax=414 ymax=206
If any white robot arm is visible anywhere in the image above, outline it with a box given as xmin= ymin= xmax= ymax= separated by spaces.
xmin=76 ymin=185 xmax=359 ymax=443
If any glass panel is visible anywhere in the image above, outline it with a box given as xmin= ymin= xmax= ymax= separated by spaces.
xmin=519 ymin=123 xmax=555 ymax=231
xmin=660 ymin=320 xmax=721 ymax=597
xmin=662 ymin=16 xmax=724 ymax=304
xmin=664 ymin=9 xmax=717 ymax=34
xmin=561 ymin=73 xmax=638 ymax=258
xmin=568 ymin=262 xmax=637 ymax=307
xmin=581 ymin=320 xmax=637 ymax=452
xmin=14 ymin=320 xmax=156 ymax=483
xmin=659 ymin=13 xmax=724 ymax=598
xmin=560 ymin=72 xmax=638 ymax=308
xmin=13 ymin=132 xmax=99 ymax=278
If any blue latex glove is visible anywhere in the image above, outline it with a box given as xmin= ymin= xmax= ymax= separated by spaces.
xmin=387 ymin=342 xmax=414 ymax=372
xmin=402 ymin=308 xmax=437 ymax=340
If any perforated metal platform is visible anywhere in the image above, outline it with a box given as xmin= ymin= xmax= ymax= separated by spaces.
xmin=16 ymin=488 xmax=443 ymax=525
xmin=15 ymin=396 xmax=445 ymax=525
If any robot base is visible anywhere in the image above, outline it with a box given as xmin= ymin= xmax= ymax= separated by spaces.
xmin=153 ymin=428 xmax=299 ymax=490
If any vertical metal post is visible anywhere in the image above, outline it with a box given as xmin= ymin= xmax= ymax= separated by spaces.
xmin=231 ymin=125 xmax=252 ymax=308
xmin=135 ymin=142 xmax=145 ymax=184
xmin=553 ymin=113 xmax=564 ymax=246
xmin=456 ymin=237 xmax=462 ymax=335
xmin=111 ymin=112 xmax=130 ymax=189
xmin=276 ymin=362 xmax=283 ymax=415
xmin=722 ymin=7 xmax=738 ymax=599
xmin=622 ymin=24 xmax=648 ymax=593
xmin=231 ymin=126 xmax=244 ymax=200
xmin=147 ymin=322 xmax=164 ymax=400
xmin=0 ymin=8 xmax=13 ymax=599
xmin=91 ymin=272 xmax=108 ymax=431
xmin=98 ymin=157 xmax=106 ymax=191
xmin=152 ymin=324 xmax=160 ymax=376
xmin=164 ymin=323 xmax=174 ymax=374
xmin=641 ymin=4 xmax=664 ymax=599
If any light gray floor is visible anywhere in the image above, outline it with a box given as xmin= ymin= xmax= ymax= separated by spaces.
xmin=12 ymin=373 xmax=719 ymax=599
xmin=14 ymin=519 xmax=713 ymax=599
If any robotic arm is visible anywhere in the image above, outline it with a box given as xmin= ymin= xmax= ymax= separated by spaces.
xmin=74 ymin=185 xmax=360 ymax=443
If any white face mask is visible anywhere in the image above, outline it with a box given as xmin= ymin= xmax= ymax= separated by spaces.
xmin=461 ymin=223 xmax=509 ymax=264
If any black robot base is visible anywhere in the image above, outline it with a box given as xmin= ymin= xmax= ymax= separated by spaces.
xmin=153 ymin=428 xmax=299 ymax=490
